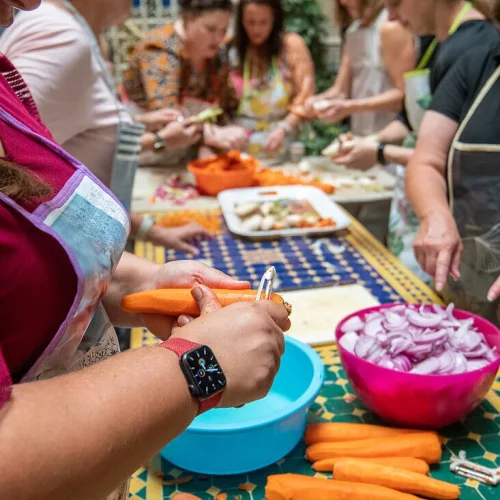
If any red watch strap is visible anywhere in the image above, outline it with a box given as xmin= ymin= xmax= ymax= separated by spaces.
xmin=158 ymin=338 xmax=223 ymax=415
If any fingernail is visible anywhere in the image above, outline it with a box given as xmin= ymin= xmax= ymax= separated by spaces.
xmin=191 ymin=286 xmax=202 ymax=301
xmin=178 ymin=315 xmax=191 ymax=326
xmin=487 ymin=292 xmax=495 ymax=302
xmin=436 ymin=282 xmax=443 ymax=292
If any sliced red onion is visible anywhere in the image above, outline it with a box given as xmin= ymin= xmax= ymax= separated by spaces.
xmin=340 ymin=303 xmax=498 ymax=375
xmin=339 ymin=331 xmax=359 ymax=354
xmin=407 ymin=309 xmax=443 ymax=328
xmin=341 ymin=316 xmax=364 ymax=333
xmin=354 ymin=336 xmax=378 ymax=358
xmin=363 ymin=317 xmax=383 ymax=337
xmin=411 ymin=357 xmax=441 ymax=374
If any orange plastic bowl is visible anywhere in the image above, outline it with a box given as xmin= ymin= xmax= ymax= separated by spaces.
xmin=187 ymin=153 xmax=258 ymax=196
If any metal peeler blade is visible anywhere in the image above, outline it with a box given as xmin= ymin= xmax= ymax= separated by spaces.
xmin=256 ymin=266 xmax=277 ymax=301
xmin=450 ymin=451 xmax=500 ymax=486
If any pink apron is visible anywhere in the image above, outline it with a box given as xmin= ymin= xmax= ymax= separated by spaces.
xmin=0 ymin=58 xmax=130 ymax=500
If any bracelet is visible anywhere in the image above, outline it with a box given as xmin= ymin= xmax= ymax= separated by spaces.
xmin=377 ymin=142 xmax=388 ymax=166
xmin=153 ymin=132 xmax=166 ymax=151
xmin=136 ymin=214 xmax=155 ymax=241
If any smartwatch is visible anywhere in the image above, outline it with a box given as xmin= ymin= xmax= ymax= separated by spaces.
xmin=159 ymin=338 xmax=226 ymax=414
xmin=377 ymin=142 xmax=388 ymax=166
xmin=153 ymin=132 xmax=166 ymax=151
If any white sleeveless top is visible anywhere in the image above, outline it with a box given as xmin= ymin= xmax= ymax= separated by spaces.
xmin=344 ymin=9 xmax=396 ymax=136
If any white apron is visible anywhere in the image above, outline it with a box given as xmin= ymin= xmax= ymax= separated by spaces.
xmin=344 ymin=9 xmax=396 ymax=136
xmin=387 ymin=2 xmax=472 ymax=283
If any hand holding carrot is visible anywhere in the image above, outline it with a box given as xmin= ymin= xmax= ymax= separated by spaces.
xmin=137 ymin=261 xmax=250 ymax=340
xmin=170 ymin=284 xmax=290 ymax=408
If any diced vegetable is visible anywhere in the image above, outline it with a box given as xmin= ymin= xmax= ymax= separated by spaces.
xmin=339 ymin=304 xmax=498 ymax=374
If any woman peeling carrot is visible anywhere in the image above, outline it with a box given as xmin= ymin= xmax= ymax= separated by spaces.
xmin=0 ymin=2 xmax=290 ymax=499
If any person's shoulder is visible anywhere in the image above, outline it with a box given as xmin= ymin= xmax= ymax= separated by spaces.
xmin=139 ymin=23 xmax=179 ymax=53
xmin=380 ymin=20 xmax=413 ymax=47
xmin=283 ymin=32 xmax=307 ymax=48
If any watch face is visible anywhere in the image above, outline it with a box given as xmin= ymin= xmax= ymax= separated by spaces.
xmin=181 ymin=346 xmax=226 ymax=399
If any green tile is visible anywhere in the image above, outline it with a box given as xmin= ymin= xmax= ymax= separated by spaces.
xmin=477 ymin=483 xmax=500 ymax=500
xmin=440 ymin=421 xmax=470 ymax=439
xmin=216 ymin=488 xmax=252 ymax=499
xmin=137 ymin=470 xmax=147 ymax=482
xmin=478 ymin=434 xmax=500 ymax=454
xmin=321 ymin=382 xmax=348 ymax=398
xmin=446 ymin=438 xmax=485 ymax=459
xmin=480 ymin=400 xmax=498 ymax=414
xmin=286 ymin=441 xmax=307 ymax=459
xmin=466 ymin=416 xmax=500 ymax=435
xmin=213 ymin=473 xmax=249 ymax=490
xmin=430 ymin=463 xmax=467 ymax=485
xmin=323 ymin=367 xmax=339 ymax=382
xmin=331 ymin=414 xmax=364 ymax=423
xmin=324 ymin=397 xmax=354 ymax=415
xmin=470 ymin=456 xmax=497 ymax=468
xmin=134 ymin=486 xmax=147 ymax=499
xmin=279 ymin=458 xmax=316 ymax=475
xmin=178 ymin=473 xmax=212 ymax=492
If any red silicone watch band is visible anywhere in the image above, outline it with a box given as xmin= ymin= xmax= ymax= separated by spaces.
xmin=158 ymin=338 xmax=223 ymax=414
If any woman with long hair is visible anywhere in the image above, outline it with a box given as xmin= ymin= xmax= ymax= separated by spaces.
xmin=306 ymin=0 xmax=415 ymax=137
xmin=230 ymin=0 xmax=315 ymax=160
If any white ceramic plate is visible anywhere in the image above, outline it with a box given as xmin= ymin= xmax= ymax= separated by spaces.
xmin=218 ymin=185 xmax=351 ymax=239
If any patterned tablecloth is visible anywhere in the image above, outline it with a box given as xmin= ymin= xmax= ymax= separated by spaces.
xmin=128 ymin=210 xmax=500 ymax=500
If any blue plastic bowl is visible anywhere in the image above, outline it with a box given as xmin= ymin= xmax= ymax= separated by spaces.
xmin=160 ymin=336 xmax=324 ymax=475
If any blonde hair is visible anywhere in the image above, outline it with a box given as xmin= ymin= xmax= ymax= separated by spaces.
xmin=333 ymin=0 xmax=385 ymax=28
xmin=0 ymin=160 xmax=51 ymax=201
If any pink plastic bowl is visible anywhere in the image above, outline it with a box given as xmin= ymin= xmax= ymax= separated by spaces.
xmin=335 ymin=303 xmax=500 ymax=429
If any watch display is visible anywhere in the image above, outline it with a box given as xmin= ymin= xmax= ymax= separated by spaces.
xmin=181 ymin=346 xmax=226 ymax=400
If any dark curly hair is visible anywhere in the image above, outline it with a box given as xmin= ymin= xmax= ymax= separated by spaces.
xmin=179 ymin=0 xmax=233 ymax=17
xmin=235 ymin=0 xmax=285 ymax=67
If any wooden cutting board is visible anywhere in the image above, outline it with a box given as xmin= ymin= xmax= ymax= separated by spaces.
xmin=281 ymin=284 xmax=379 ymax=346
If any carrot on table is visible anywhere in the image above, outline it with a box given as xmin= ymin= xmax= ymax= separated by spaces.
xmin=265 ymin=474 xmax=421 ymax=500
xmin=313 ymin=456 xmax=430 ymax=474
xmin=304 ymin=423 xmax=422 ymax=445
xmin=334 ymin=458 xmax=460 ymax=499
xmin=170 ymin=494 xmax=201 ymax=500
xmin=121 ymin=288 xmax=291 ymax=316
xmin=306 ymin=432 xmax=442 ymax=464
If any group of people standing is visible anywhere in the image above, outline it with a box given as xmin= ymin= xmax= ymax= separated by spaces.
xmin=0 ymin=0 xmax=500 ymax=498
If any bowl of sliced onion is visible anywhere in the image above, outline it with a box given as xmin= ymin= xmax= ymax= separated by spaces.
xmin=336 ymin=303 xmax=500 ymax=429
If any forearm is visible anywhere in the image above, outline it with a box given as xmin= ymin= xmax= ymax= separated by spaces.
xmin=0 ymin=347 xmax=197 ymax=500
xmin=383 ymin=144 xmax=414 ymax=167
xmin=406 ymin=161 xmax=449 ymax=221
xmin=348 ymin=88 xmax=404 ymax=115
xmin=140 ymin=131 xmax=158 ymax=151
xmin=103 ymin=251 xmax=159 ymax=327
xmin=374 ymin=119 xmax=410 ymax=145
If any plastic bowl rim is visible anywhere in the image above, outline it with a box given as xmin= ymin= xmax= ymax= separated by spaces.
xmin=186 ymin=336 xmax=325 ymax=433
xmin=335 ymin=302 xmax=500 ymax=378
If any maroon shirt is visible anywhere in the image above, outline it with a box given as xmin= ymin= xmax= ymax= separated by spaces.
xmin=0 ymin=55 xmax=77 ymax=398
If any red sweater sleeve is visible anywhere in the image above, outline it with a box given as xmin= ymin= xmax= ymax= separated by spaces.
xmin=0 ymin=200 xmax=77 ymax=390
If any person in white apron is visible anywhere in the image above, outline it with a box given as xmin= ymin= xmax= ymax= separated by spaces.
xmin=0 ymin=47 xmax=288 ymax=500
xmin=407 ymin=34 xmax=500 ymax=326
xmin=230 ymin=0 xmax=314 ymax=163
xmin=306 ymin=3 xmax=414 ymax=137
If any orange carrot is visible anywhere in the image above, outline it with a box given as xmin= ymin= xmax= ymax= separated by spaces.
xmin=291 ymin=484 xmax=421 ymax=500
xmin=305 ymin=423 xmax=422 ymax=445
xmin=265 ymin=474 xmax=421 ymax=500
xmin=170 ymin=494 xmax=201 ymax=500
xmin=121 ymin=288 xmax=291 ymax=316
xmin=334 ymin=458 xmax=460 ymax=499
xmin=313 ymin=456 xmax=430 ymax=474
xmin=306 ymin=432 xmax=442 ymax=464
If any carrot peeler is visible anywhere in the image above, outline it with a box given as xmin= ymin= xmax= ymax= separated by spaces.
xmin=450 ymin=450 xmax=500 ymax=486
xmin=256 ymin=266 xmax=277 ymax=301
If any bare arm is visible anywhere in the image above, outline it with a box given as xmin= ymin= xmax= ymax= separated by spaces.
xmin=348 ymin=22 xmax=414 ymax=114
xmin=321 ymin=50 xmax=352 ymax=100
xmin=374 ymin=119 xmax=411 ymax=145
xmin=406 ymin=111 xmax=462 ymax=290
xmin=0 ymin=346 xmax=197 ymax=500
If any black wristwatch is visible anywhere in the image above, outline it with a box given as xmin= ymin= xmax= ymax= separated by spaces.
xmin=153 ymin=132 xmax=166 ymax=151
xmin=377 ymin=142 xmax=388 ymax=166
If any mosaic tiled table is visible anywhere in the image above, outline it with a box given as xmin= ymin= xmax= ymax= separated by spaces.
xmin=129 ymin=210 xmax=500 ymax=499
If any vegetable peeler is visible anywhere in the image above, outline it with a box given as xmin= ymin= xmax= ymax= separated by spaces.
xmin=450 ymin=450 xmax=500 ymax=486
xmin=256 ymin=266 xmax=277 ymax=301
